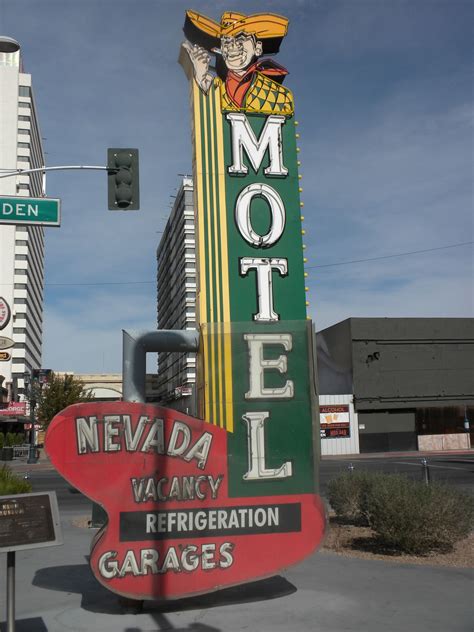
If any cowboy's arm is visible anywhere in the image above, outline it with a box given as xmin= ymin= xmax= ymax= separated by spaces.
xmin=181 ymin=41 xmax=214 ymax=94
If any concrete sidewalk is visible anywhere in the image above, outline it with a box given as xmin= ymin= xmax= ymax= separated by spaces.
xmin=321 ymin=448 xmax=474 ymax=460
xmin=1 ymin=510 xmax=472 ymax=632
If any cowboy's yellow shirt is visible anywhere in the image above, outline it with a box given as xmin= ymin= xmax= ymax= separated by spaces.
xmin=214 ymin=73 xmax=294 ymax=116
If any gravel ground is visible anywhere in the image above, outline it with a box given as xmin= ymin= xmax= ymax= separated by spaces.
xmin=322 ymin=516 xmax=474 ymax=568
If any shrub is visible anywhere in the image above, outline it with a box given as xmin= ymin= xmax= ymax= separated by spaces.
xmin=327 ymin=470 xmax=474 ymax=554
xmin=365 ymin=474 xmax=474 ymax=554
xmin=5 ymin=432 xmax=16 ymax=447
xmin=0 ymin=432 xmax=4 ymax=449
xmin=0 ymin=464 xmax=32 ymax=495
xmin=327 ymin=470 xmax=379 ymax=525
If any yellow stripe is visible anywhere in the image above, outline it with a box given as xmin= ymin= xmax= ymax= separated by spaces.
xmin=193 ymin=84 xmax=210 ymax=423
xmin=202 ymin=90 xmax=217 ymax=426
xmin=209 ymin=87 xmax=225 ymax=429
xmin=214 ymin=87 xmax=234 ymax=432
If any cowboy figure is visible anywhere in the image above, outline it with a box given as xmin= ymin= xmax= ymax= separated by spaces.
xmin=181 ymin=10 xmax=294 ymax=116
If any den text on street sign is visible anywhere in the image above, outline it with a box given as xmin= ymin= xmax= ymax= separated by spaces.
xmin=0 ymin=196 xmax=61 ymax=226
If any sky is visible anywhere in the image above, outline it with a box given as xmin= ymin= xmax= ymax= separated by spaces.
xmin=1 ymin=0 xmax=472 ymax=374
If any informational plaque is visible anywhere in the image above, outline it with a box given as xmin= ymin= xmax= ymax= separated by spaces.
xmin=0 ymin=492 xmax=62 ymax=553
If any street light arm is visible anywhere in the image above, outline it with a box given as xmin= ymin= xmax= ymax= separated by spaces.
xmin=0 ymin=165 xmax=109 ymax=179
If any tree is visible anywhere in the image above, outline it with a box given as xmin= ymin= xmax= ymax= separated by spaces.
xmin=36 ymin=373 xmax=94 ymax=428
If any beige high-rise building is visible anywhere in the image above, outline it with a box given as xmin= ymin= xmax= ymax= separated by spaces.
xmin=0 ymin=37 xmax=45 ymax=401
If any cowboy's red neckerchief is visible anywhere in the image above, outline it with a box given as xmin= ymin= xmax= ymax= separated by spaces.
xmin=225 ymin=59 xmax=288 ymax=107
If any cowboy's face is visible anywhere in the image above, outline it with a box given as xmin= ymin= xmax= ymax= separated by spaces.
xmin=221 ymin=33 xmax=263 ymax=72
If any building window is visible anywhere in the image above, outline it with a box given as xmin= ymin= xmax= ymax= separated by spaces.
xmin=14 ymin=283 xmax=27 ymax=289
xmin=18 ymin=101 xmax=30 ymax=109
xmin=17 ymin=156 xmax=30 ymax=164
xmin=17 ymin=184 xmax=29 ymax=191
xmin=18 ymin=142 xmax=30 ymax=149
xmin=18 ymin=115 xmax=30 ymax=122
xmin=19 ymin=86 xmax=30 ymax=97
xmin=18 ymin=129 xmax=29 ymax=135
xmin=15 ymin=255 xmax=28 ymax=261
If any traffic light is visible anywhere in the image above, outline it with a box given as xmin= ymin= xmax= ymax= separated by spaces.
xmin=107 ymin=148 xmax=140 ymax=210
xmin=32 ymin=368 xmax=52 ymax=384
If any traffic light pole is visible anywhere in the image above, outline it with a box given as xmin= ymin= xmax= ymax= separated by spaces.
xmin=0 ymin=165 xmax=108 ymax=179
xmin=1 ymin=150 xmax=140 ymax=211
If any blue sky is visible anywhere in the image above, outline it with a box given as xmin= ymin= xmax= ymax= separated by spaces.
xmin=2 ymin=0 xmax=473 ymax=373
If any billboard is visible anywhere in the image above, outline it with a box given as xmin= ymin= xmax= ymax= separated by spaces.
xmin=46 ymin=10 xmax=325 ymax=602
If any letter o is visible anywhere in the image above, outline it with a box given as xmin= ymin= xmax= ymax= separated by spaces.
xmin=235 ymin=183 xmax=285 ymax=248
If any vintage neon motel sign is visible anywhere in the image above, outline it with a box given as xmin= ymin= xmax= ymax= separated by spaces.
xmin=45 ymin=10 xmax=325 ymax=602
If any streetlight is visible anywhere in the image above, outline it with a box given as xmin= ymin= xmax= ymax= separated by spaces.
xmin=0 ymin=36 xmax=20 ymax=54
xmin=24 ymin=372 xmax=38 ymax=464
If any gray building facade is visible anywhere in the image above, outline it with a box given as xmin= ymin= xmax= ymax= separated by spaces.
xmin=156 ymin=177 xmax=197 ymax=414
xmin=317 ymin=318 xmax=474 ymax=452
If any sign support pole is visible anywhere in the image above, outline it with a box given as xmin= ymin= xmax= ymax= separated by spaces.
xmin=6 ymin=550 xmax=15 ymax=632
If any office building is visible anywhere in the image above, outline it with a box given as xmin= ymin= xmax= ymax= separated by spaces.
xmin=156 ymin=177 xmax=197 ymax=414
xmin=0 ymin=37 xmax=45 ymax=401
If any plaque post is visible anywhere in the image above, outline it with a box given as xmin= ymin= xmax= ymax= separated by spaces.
xmin=6 ymin=550 xmax=15 ymax=632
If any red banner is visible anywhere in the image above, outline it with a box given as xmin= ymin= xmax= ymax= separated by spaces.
xmin=0 ymin=402 xmax=27 ymax=416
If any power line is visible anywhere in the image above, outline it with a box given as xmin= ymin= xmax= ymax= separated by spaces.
xmin=2 ymin=241 xmax=470 ymax=289
xmin=307 ymin=241 xmax=473 ymax=269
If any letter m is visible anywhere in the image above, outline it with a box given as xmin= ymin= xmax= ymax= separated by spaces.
xmin=226 ymin=113 xmax=288 ymax=177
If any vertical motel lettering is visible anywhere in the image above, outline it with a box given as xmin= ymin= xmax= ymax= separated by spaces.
xmin=227 ymin=112 xmax=294 ymax=483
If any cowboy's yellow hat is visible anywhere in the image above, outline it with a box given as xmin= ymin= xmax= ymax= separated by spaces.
xmin=183 ymin=10 xmax=289 ymax=54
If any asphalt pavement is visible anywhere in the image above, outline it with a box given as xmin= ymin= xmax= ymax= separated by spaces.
xmin=1 ymin=451 xmax=473 ymax=631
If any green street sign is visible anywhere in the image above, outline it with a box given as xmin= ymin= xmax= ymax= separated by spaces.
xmin=0 ymin=196 xmax=61 ymax=226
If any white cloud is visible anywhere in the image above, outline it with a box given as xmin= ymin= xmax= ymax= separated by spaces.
xmin=43 ymin=288 xmax=158 ymax=373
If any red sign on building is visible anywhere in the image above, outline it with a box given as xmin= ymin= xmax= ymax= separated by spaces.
xmin=45 ymin=402 xmax=325 ymax=600
xmin=320 ymin=405 xmax=351 ymax=438
xmin=0 ymin=402 xmax=27 ymax=416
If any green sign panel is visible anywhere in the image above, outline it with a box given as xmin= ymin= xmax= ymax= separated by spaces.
xmin=0 ymin=196 xmax=60 ymax=226
xmin=182 ymin=9 xmax=321 ymax=500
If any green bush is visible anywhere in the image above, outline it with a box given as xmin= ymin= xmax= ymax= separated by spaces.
xmin=327 ymin=470 xmax=380 ymax=525
xmin=327 ymin=470 xmax=474 ymax=554
xmin=0 ymin=432 xmax=4 ymax=449
xmin=0 ymin=464 xmax=32 ymax=495
xmin=366 ymin=474 xmax=474 ymax=554
xmin=5 ymin=432 xmax=16 ymax=447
